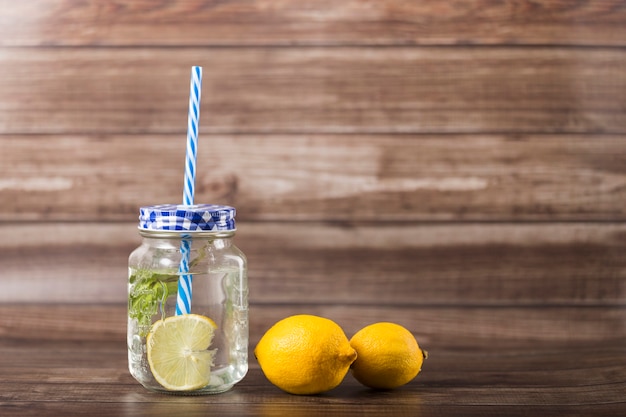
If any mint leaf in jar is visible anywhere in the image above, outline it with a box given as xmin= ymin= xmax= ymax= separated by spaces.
xmin=128 ymin=269 xmax=178 ymax=336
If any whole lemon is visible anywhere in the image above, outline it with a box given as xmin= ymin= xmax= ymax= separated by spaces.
xmin=254 ymin=315 xmax=357 ymax=395
xmin=349 ymin=322 xmax=427 ymax=389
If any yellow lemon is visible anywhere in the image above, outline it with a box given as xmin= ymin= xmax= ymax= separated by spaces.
xmin=146 ymin=314 xmax=217 ymax=391
xmin=254 ymin=314 xmax=357 ymax=395
xmin=349 ymin=322 xmax=427 ymax=389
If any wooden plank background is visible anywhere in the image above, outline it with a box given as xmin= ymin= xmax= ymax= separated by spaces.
xmin=0 ymin=0 xmax=625 ymax=352
xmin=2 ymin=1 xmax=626 ymax=47
xmin=1 ymin=48 xmax=625 ymax=135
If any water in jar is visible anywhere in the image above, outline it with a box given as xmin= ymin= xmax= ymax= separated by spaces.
xmin=127 ymin=265 xmax=248 ymax=394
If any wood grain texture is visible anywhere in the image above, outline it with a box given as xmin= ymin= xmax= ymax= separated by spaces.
xmin=0 ymin=305 xmax=624 ymax=416
xmin=1 ymin=0 xmax=625 ymax=47
xmin=1 ymin=222 xmax=624 ymax=305
xmin=0 ymin=304 xmax=624 ymax=350
xmin=1 ymin=48 xmax=625 ymax=135
xmin=2 ymin=398 xmax=624 ymax=417
xmin=1 ymin=2 xmax=624 ymax=415
xmin=1 ymin=134 xmax=624 ymax=222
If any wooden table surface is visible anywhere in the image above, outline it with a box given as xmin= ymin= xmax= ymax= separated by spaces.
xmin=1 ymin=305 xmax=624 ymax=417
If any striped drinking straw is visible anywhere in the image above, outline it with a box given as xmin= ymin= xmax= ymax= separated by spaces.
xmin=175 ymin=66 xmax=202 ymax=316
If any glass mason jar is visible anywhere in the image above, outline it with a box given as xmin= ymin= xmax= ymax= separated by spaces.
xmin=127 ymin=204 xmax=248 ymax=394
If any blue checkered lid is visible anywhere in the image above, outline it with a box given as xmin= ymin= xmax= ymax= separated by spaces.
xmin=138 ymin=204 xmax=236 ymax=232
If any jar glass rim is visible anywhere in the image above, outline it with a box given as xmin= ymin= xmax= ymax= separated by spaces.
xmin=138 ymin=228 xmax=236 ymax=239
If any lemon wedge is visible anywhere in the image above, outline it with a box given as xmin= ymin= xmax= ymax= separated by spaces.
xmin=147 ymin=314 xmax=217 ymax=391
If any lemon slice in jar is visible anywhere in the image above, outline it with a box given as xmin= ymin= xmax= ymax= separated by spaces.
xmin=146 ymin=314 xmax=217 ymax=391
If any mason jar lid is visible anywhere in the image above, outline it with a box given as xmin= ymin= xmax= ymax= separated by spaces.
xmin=138 ymin=204 xmax=236 ymax=232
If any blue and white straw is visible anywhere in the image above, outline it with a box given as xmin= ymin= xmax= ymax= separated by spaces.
xmin=176 ymin=66 xmax=202 ymax=316
xmin=183 ymin=66 xmax=202 ymax=207
xmin=176 ymin=238 xmax=193 ymax=315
